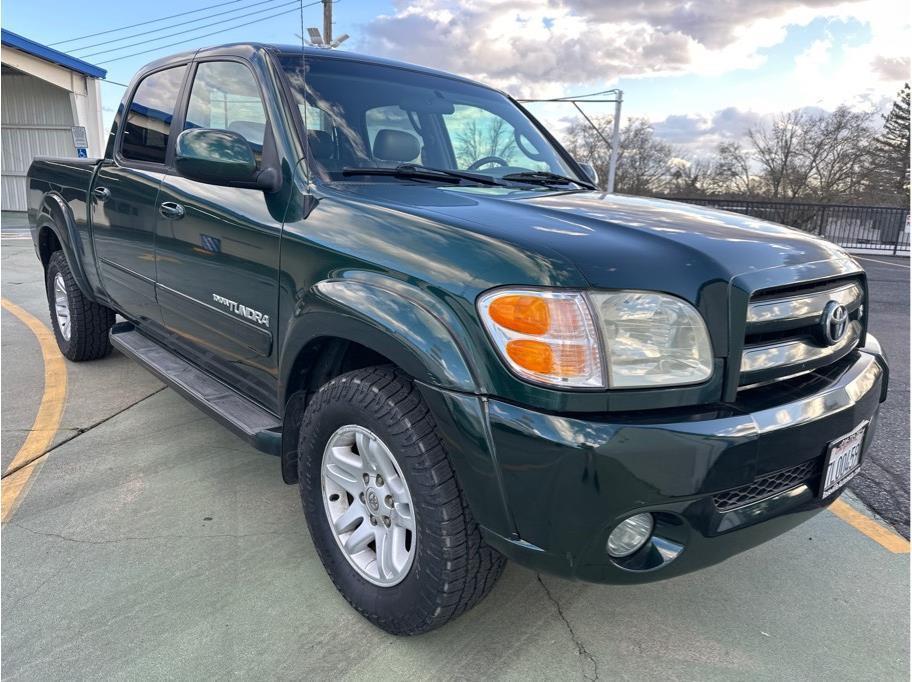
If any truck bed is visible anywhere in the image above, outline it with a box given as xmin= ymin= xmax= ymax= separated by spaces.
xmin=27 ymin=156 xmax=101 ymax=221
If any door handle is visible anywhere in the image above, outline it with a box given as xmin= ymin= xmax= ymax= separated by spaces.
xmin=93 ymin=186 xmax=111 ymax=202
xmin=159 ymin=201 xmax=185 ymax=220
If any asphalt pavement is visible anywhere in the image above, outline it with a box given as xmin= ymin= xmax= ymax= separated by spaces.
xmin=1 ymin=229 xmax=909 ymax=680
xmin=849 ymin=256 xmax=910 ymax=537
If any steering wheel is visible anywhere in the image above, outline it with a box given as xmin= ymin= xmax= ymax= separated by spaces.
xmin=467 ymin=156 xmax=509 ymax=170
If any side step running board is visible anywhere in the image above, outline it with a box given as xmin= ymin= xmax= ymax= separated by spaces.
xmin=110 ymin=323 xmax=282 ymax=456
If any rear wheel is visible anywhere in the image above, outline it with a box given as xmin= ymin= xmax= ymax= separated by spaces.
xmin=45 ymin=251 xmax=115 ymax=361
xmin=297 ymin=366 xmax=506 ymax=635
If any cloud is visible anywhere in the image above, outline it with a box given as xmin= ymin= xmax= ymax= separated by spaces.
xmin=359 ymin=3 xmax=703 ymax=96
xmin=356 ymin=0 xmax=909 ymax=157
xmin=359 ymin=0 xmax=910 ymax=100
xmin=794 ymin=37 xmax=833 ymax=78
xmin=651 ymin=108 xmax=770 ymax=154
xmin=564 ymin=0 xmax=865 ymax=49
xmin=361 ymin=1 xmax=873 ymax=89
xmin=870 ymin=55 xmax=910 ymax=81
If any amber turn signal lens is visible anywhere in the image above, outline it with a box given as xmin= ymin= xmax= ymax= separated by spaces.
xmin=506 ymin=339 xmax=553 ymax=373
xmin=488 ymin=295 xmax=551 ymax=335
xmin=478 ymin=288 xmax=605 ymax=388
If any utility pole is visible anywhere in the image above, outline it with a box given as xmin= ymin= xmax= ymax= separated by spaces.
xmin=606 ymin=91 xmax=623 ymax=194
xmin=517 ymin=88 xmax=624 ymax=193
xmin=323 ymin=0 xmax=332 ymax=45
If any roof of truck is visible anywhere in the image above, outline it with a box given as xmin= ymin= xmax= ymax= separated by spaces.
xmin=138 ymin=43 xmax=487 ymax=90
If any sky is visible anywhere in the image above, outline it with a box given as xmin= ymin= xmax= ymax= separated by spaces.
xmin=3 ymin=0 xmax=909 ymax=155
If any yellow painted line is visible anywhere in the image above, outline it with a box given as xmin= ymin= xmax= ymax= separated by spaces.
xmin=829 ymin=499 xmax=910 ymax=553
xmin=1 ymin=460 xmax=45 ymax=521
xmin=1 ymin=297 xmax=68 ymax=522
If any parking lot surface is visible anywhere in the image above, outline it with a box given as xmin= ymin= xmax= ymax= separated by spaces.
xmin=848 ymin=255 xmax=910 ymax=537
xmin=2 ymin=232 xmax=909 ymax=680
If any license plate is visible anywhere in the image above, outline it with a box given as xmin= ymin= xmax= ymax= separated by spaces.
xmin=821 ymin=422 xmax=867 ymax=498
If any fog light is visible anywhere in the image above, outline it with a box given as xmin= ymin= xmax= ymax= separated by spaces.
xmin=607 ymin=513 xmax=654 ymax=557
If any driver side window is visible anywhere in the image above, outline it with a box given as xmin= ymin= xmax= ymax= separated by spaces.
xmin=184 ymin=61 xmax=267 ymax=163
xmin=442 ymin=104 xmax=548 ymax=171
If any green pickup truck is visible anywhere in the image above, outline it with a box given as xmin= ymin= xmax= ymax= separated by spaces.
xmin=28 ymin=43 xmax=888 ymax=635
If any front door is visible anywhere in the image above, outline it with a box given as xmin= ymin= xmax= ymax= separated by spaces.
xmin=154 ymin=59 xmax=284 ymax=412
xmin=92 ymin=65 xmax=188 ymax=325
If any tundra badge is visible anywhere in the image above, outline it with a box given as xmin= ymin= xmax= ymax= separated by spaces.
xmin=212 ymin=294 xmax=270 ymax=327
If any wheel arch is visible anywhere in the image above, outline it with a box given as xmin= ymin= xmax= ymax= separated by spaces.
xmin=278 ymin=275 xmax=488 ymax=483
xmin=280 ymin=275 xmax=484 ymax=402
xmin=35 ymin=193 xmax=97 ymax=301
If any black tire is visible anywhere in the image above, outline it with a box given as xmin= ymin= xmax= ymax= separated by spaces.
xmin=298 ymin=366 xmax=506 ymax=635
xmin=45 ymin=250 xmax=115 ymax=361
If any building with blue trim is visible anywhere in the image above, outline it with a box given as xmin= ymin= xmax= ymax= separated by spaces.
xmin=1 ymin=29 xmax=107 ymax=211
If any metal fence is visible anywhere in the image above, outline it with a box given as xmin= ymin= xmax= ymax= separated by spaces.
xmin=667 ymin=198 xmax=910 ymax=254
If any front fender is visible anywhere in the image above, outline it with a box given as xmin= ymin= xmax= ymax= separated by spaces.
xmin=280 ymin=272 xmax=486 ymax=402
xmin=35 ymin=193 xmax=97 ymax=302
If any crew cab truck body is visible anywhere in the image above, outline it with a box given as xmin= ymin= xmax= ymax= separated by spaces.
xmin=28 ymin=43 xmax=889 ymax=634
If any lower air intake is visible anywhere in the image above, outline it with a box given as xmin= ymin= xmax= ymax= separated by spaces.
xmin=713 ymin=459 xmax=822 ymax=512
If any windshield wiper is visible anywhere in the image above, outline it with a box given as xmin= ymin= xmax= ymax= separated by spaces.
xmin=398 ymin=163 xmax=506 ymax=186
xmin=501 ymin=171 xmax=596 ymax=190
xmin=342 ymin=164 xmax=504 ymax=186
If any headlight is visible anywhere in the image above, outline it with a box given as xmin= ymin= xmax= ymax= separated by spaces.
xmin=589 ymin=291 xmax=713 ymax=388
xmin=477 ymin=289 xmax=604 ymax=388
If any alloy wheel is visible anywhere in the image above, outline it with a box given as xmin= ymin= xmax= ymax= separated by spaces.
xmin=321 ymin=424 xmax=416 ymax=586
xmin=53 ymin=272 xmax=71 ymax=341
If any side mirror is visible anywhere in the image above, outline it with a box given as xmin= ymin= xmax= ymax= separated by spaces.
xmin=175 ymin=128 xmax=262 ymax=187
xmin=577 ymin=161 xmax=600 ymax=187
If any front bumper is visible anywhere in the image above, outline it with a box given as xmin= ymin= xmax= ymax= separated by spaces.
xmin=421 ymin=338 xmax=887 ymax=584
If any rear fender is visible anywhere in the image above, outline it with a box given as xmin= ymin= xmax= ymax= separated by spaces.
xmin=35 ymin=193 xmax=97 ymax=302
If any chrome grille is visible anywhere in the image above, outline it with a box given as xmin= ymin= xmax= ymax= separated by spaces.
xmin=740 ymin=278 xmax=863 ymax=386
xmin=747 ymin=282 xmax=863 ymax=325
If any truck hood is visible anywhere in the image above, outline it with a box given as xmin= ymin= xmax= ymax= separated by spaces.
xmin=333 ymin=184 xmax=857 ymax=298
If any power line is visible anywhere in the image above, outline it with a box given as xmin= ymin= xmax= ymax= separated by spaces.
xmin=96 ymin=2 xmax=321 ymax=65
xmin=49 ymin=0 xmax=249 ymax=46
xmin=77 ymin=0 xmax=300 ymax=59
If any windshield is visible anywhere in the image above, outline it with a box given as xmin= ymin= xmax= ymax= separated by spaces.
xmin=278 ymin=54 xmax=582 ymax=185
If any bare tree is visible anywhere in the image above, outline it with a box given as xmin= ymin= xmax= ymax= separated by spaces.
xmin=561 ymin=104 xmax=883 ymax=204
xmin=713 ymin=142 xmax=757 ymax=197
xmin=562 ymin=115 xmax=612 ymax=189
xmin=744 ymin=107 xmax=876 ymax=202
xmin=614 ymin=118 xmax=673 ymax=195
xmin=747 ymin=110 xmax=807 ymax=199
xmin=561 ymin=115 xmax=672 ymax=193
xmin=805 ymin=106 xmax=876 ymax=202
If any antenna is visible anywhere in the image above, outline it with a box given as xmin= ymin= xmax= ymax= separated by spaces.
xmin=300 ymin=0 xmax=310 ymax=181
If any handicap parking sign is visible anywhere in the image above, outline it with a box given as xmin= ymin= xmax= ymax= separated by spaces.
xmin=77 ymin=148 xmax=87 ymax=158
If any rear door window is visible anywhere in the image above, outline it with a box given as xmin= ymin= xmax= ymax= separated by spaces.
xmin=120 ymin=65 xmax=188 ymax=164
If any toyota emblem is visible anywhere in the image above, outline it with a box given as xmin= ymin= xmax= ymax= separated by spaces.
xmin=821 ymin=301 xmax=849 ymax=345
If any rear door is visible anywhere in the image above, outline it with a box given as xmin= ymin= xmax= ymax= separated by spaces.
xmin=92 ymin=65 xmax=188 ymax=325
xmin=154 ymin=59 xmax=284 ymax=412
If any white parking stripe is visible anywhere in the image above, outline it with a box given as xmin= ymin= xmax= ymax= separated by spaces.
xmin=855 ymin=256 xmax=911 ymax=269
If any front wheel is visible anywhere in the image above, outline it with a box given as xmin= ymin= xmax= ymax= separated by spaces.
xmin=297 ymin=366 xmax=506 ymax=635
xmin=45 ymin=251 xmax=115 ymax=361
